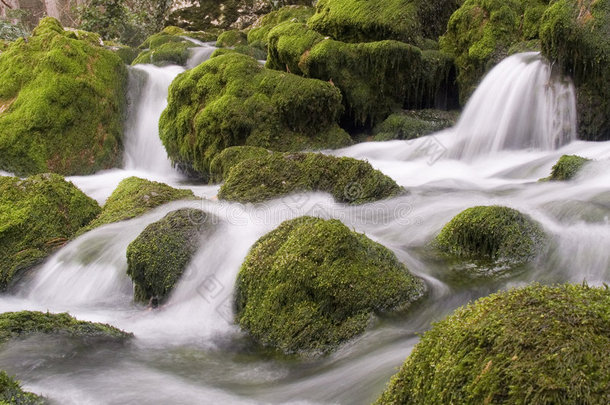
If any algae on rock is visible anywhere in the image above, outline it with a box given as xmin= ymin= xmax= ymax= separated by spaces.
xmin=0 ymin=370 xmax=45 ymax=405
xmin=235 ymin=216 xmax=426 ymax=357
xmin=541 ymin=154 xmax=591 ymax=181
xmin=373 ymin=110 xmax=459 ymax=141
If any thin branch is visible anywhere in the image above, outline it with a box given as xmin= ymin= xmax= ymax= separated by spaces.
xmin=0 ymin=0 xmax=13 ymax=9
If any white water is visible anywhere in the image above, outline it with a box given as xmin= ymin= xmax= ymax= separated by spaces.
xmin=1 ymin=53 xmax=609 ymax=404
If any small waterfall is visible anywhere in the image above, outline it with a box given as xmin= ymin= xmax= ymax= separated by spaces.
xmin=123 ymin=64 xmax=185 ymax=175
xmin=451 ymin=52 xmax=577 ymax=159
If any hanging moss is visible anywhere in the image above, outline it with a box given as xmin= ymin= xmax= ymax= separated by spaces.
xmin=83 ymin=177 xmax=194 ymax=231
xmin=540 ymin=0 xmax=610 ymax=141
xmin=375 ymin=283 xmax=610 ymax=404
xmin=247 ymin=5 xmax=315 ymax=50
xmin=373 ymin=110 xmax=458 ymax=141
xmin=0 ymin=174 xmax=101 ymax=290
xmin=218 ymin=151 xmax=403 ymax=204
xmin=0 ymin=371 xmax=46 ymax=404
xmin=209 ymin=146 xmax=272 ymax=182
xmin=0 ymin=17 xmax=127 ymax=176
xmin=434 ymin=206 xmax=547 ymax=274
xmin=127 ymin=209 xmax=216 ymax=304
xmin=0 ymin=311 xmax=132 ymax=345
xmin=541 ymin=154 xmax=591 ymax=181
xmin=236 ymin=216 xmax=426 ymax=357
xmin=159 ymin=52 xmax=351 ymax=179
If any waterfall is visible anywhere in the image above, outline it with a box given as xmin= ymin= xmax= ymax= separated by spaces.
xmin=451 ymin=52 xmax=577 ymax=159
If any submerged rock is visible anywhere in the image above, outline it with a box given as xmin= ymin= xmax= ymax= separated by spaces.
xmin=0 ymin=370 xmax=45 ymax=404
xmin=373 ymin=110 xmax=458 ymax=141
xmin=127 ymin=209 xmax=216 ymax=304
xmin=375 ymin=283 xmax=610 ymax=404
xmin=0 ymin=174 xmax=101 ymax=290
xmin=541 ymin=154 xmax=591 ymax=181
xmin=434 ymin=206 xmax=546 ymax=275
xmin=159 ymin=52 xmax=351 ymax=179
xmin=235 ymin=216 xmax=425 ymax=357
xmin=0 ymin=18 xmax=127 ymax=176
xmin=218 ymin=151 xmax=403 ymax=204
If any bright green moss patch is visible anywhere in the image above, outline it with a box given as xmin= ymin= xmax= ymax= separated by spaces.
xmin=0 ymin=17 xmax=127 ymax=176
xmin=435 ymin=206 xmax=546 ymax=273
xmin=218 ymin=151 xmax=403 ymax=204
xmin=247 ymin=5 xmax=314 ymax=50
xmin=127 ymin=208 xmax=215 ymax=304
xmin=84 ymin=177 xmax=194 ymax=231
xmin=132 ymin=27 xmax=198 ymax=66
xmin=159 ymin=52 xmax=351 ymax=179
xmin=373 ymin=110 xmax=459 ymax=141
xmin=0 ymin=174 xmax=101 ymax=290
xmin=0 ymin=371 xmax=45 ymax=405
xmin=215 ymin=30 xmax=248 ymax=47
xmin=543 ymin=154 xmax=591 ymax=181
xmin=375 ymin=283 xmax=610 ymax=404
xmin=0 ymin=311 xmax=132 ymax=345
xmin=211 ymin=45 xmax=267 ymax=61
xmin=236 ymin=216 xmax=425 ymax=357
xmin=209 ymin=146 xmax=271 ymax=182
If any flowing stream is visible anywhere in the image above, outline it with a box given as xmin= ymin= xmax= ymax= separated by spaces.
xmin=1 ymin=53 xmax=609 ymax=404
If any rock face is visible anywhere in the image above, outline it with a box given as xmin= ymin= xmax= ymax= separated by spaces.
xmin=434 ymin=206 xmax=546 ymax=274
xmin=0 ymin=17 xmax=127 ymax=176
xmin=127 ymin=209 xmax=216 ymax=304
xmin=235 ymin=216 xmax=426 ymax=357
xmin=0 ymin=173 xmax=101 ymax=290
xmin=159 ymin=52 xmax=351 ymax=179
xmin=218 ymin=151 xmax=403 ymax=204
xmin=375 ymin=283 xmax=610 ymax=404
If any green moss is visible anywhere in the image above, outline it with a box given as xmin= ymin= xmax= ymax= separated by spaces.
xmin=107 ymin=44 xmax=140 ymax=65
xmin=440 ymin=0 xmax=550 ymax=103
xmin=247 ymin=5 xmax=314 ymax=50
xmin=373 ymin=110 xmax=458 ymax=141
xmin=308 ymin=0 xmax=462 ymax=43
xmin=131 ymin=27 xmax=199 ymax=66
xmin=0 ymin=17 xmax=127 ymax=176
xmin=540 ymin=0 xmax=610 ymax=141
xmin=435 ymin=206 xmax=546 ymax=273
xmin=211 ymin=45 xmax=267 ymax=61
xmin=186 ymin=29 xmax=222 ymax=43
xmin=159 ymin=52 xmax=351 ymax=179
xmin=0 ymin=311 xmax=132 ymax=345
xmin=83 ymin=177 xmax=194 ymax=231
xmin=376 ymin=283 xmax=610 ymax=404
xmin=218 ymin=151 xmax=403 ymax=204
xmin=127 ymin=209 xmax=215 ymax=304
xmin=209 ymin=146 xmax=271 ymax=182
xmin=0 ymin=173 xmax=101 ymax=290
xmin=507 ymin=39 xmax=541 ymax=54
xmin=0 ymin=371 xmax=45 ymax=405
xmin=236 ymin=216 xmax=425 ymax=357
xmin=215 ymin=30 xmax=248 ymax=47
xmin=542 ymin=154 xmax=591 ymax=181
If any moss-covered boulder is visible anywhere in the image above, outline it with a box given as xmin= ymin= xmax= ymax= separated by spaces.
xmin=435 ymin=206 xmax=546 ymax=274
xmin=236 ymin=216 xmax=425 ymax=356
xmin=210 ymin=45 xmax=268 ymax=61
xmin=215 ymin=29 xmax=248 ymax=47
xmin=0 ymin=174 xmax=101 ymax=290
xmin=542 ymin=154 xmax=591 ymax=181
xmin=0 ymin=371 xmax=45 ymax=405
xmin=540 ymin=0 xmax=610 ymax=141
xmin=126 ymin=208 xmax=216 ymax=304
xmin=267 ymin=23 xmax=458 ymax=126
xmin=373 ymin=110 xmax=458 ymax=141
xmin=132 ymin=26 xmax=198 ymax=66
xmin=218 ymin=152 xmax=403 ymax=204
xmin=440 ymin=0 xmax=550 ymax=102
xmin=376 ymin=283 xmax=610 ymax=404
xmin=84 ymin=177 xmax=194 ymax=231
xmin=209 ymin=146 xmax=271 ymax=182
xmin=308 ymin=0 xmax=463 ymax=44
xmin=0 ymin=311 xmax=131 ymax=345
xmin=0 ymin=17 xmax=127 ymax=176
xmin=159 ymin=52 xmax=351 ymax=179
xmin=247 ymin=5 xmax=315 ymax=50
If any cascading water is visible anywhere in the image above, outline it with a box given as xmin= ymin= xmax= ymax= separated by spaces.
xmin=0 ymin=52 xmax=609 ymax=404
xmin=450 ymin=52 xmax=577 ymax=159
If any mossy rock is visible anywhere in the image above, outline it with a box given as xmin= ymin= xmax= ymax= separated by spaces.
xmin=308 ymin=0 xmax=463 ymax=44
xmin=541 ymin=154 xmax=591 ymax=181
xmin=185 ymin=29 xmax=222 ymax=43
xmin=159 ymin=52 xmax=351 ymax=179
xmin=375 ymin=283 xmax=610 ymax=404
xmin=236 ymin=216 xmax=426 ymax=357
xmin=540 ymin=0 xmax=610 ymax=141
xmin=209 ymin=146 xmax=271 ymax=182
xmin=132 ymin=27 xmax=198 ymax=66
xmin=211 ymin=45 xmax=267 ymax=61
xmin=440 ymin=0 xmax=550 ymax=103
xmin=0 ymin=174 xmax=101 ymax=290
xmin=434 ymin=206 xmax=546 ymax=274
xmin=0 ymin=371 xmax=45 ymax=405
xmin=247 ymin=5 xmax=315 ymax=50
xmin=373 ymin=110 xmax=459 ymax=141
xmin=215 ymin=30 xmax=248 ymax=47
xmin=0 ymin=17 xmax=127 ymax=176
xmin=0 ymin=311 xmax=132 ymax=345
xmin=83 ymin=177 xmax=195 ymax=231
xmin=126 ymin=209 xmax=216 ymax=304
xmin=218 ymin=151 xmax=403 ymax=204
xmin=107 ymin=44 xmax=140 ymax=65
